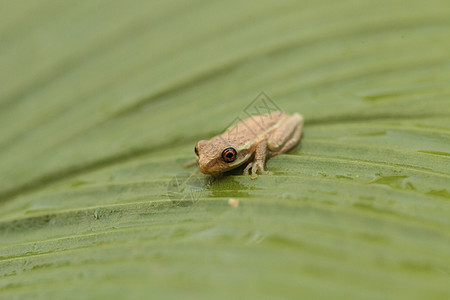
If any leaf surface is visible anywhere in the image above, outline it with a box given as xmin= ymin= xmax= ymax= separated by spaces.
xmin=1 ymin=0 xmax=449 ymax=299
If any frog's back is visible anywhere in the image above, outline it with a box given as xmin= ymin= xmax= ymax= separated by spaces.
xmin=220 ymin=112 xmax=286 ymax=146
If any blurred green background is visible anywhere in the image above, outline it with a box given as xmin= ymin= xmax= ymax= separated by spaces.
xmin=1 ymin=0 xmax=449 ymax=299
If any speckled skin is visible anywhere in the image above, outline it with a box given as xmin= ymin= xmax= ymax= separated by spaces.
xmin=195 ymin=112 xmax=303 ymax=178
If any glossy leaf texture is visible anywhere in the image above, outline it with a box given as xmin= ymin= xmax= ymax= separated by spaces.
xmin=1 ymin=0 xmax=449 ymax=299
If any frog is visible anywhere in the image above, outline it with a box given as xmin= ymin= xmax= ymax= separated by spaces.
xmin=194 ymin=111 xmax=304 ymax=179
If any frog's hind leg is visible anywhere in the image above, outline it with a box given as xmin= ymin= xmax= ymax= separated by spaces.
xmin=267 ymin=113 xmax=303 ymax=156
xmin=271 ymin=124 xmax=302 ymax=156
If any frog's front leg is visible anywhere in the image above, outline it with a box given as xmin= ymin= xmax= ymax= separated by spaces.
xmin=267 ymin=113 xmax=303 ymax=156
xmin=243 ymin=140 xmax=273 ymax=179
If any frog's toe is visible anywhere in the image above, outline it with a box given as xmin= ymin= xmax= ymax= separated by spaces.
xmin=251 ymin=166 xmax=260 ymax=179
xmin=243 ymin=162 xmax=254 ymax=175
xmin=255 ymin=168 xmax=273 ymax=176
xmin=251 ymin=165 xmax=259 ymax=178
xmin=253 ymin=162 xmax=271 ymax=178
xmin=245 ymin=161 xmax=272 ymax=178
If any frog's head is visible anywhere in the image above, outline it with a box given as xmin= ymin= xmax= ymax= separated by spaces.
xmin=195 ymin=138 xmax=253 ymax=175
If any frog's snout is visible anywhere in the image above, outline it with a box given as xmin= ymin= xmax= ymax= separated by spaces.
xmin=198 ymin=158 xmax=222 ymax=175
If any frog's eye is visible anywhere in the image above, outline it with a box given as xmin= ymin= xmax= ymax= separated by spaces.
xmin=194 ymin=145 xmax=199 ymax=156
xmin=221 ymin=148 xmax=237 ymax=163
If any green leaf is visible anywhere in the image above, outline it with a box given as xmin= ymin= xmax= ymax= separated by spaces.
xmin=1 ymin=0 xmax=449 ymax=299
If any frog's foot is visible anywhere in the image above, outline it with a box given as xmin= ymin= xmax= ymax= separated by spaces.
xmin=190 ymin=168 xmax=200 ymax=176
xmin=243 ymin=161 xmax=273 ymax=179
xmin=184 ymin=159 xmax=198 ymax=168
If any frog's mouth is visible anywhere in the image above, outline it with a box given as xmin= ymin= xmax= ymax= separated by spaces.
xmin=198 ymin=160 xmax=223 ymax=175
xmin=201 ymin=160 xmax=250 ymax=176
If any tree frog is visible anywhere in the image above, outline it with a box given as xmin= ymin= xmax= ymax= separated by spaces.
xmin=194 ymin=112 xmax=304 ymax=179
